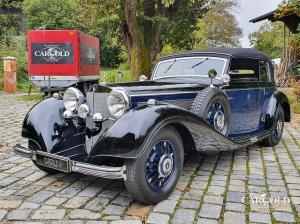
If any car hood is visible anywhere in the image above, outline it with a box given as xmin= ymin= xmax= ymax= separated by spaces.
xmin=107 ymin=80 xmax=208 ymax=96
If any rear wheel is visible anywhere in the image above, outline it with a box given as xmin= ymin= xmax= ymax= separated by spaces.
xmin=260 ymin=105 xmax=284 ymax=147
xmin=124 ymin=126 xmax=184 ymax=204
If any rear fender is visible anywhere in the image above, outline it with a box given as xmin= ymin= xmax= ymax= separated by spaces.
xmin=264 ymin=91 xmax=291 ymax=128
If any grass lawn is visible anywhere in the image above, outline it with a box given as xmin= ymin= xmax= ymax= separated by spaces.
xmin=16 ymin=93 xmax=43 ymax=102
xmin=285 ymin=89 xmax=300 ymax=114
xmin=100 ymin=67 xmax=132 ymax=83
xmin=0 ymin=67 xmax=133 ymax=93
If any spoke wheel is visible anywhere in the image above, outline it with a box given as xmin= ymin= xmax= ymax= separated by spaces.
xmin=124 ymin=126 xmax=183 ymax=204
xmin=206 ymin=100 xmax=226 ymax=133
xmin=145 ymin=140 xmax=175 ymax=190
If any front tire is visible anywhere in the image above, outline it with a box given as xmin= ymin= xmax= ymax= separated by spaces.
xmin=125 ymin=126 xmax=184 ymax=204
xmin=260 ymin=105 xmax=284 ymax=147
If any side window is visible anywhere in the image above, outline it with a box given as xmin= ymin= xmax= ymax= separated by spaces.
xmin=259 ymin=61 xmax=270 ymax=82
xmin=229 ymin=58 xmax=259 ymax=82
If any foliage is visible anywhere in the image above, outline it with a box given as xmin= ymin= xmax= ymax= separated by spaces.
xmin=80 ymin=0 xmax=210 ymax=80
xmin=0 ymin=0 xmax=22 ymax=38
xmin=100 ymin=67 xmax=132 ymax=83
xmin=285 ymin=91 xmax=300 ymax=114
xmin=23 ymin=0 xmax=84 ymax=30
xmin=193 ymin=0 xmax=242 ymax=49
xmin=23 ymin=0 xmax=125 ymax=68
xmin=275 ymin=0 xmax=300 ymax=50
xmin=275 ymin=0 xmax=300 ymax=19
xmin=0 ymin=35 xmax=30 ymax=91
xmin=17 ymin=93 xmax=43 ymax=102
xmin=249 ymin=22 xmax=284 ymax=59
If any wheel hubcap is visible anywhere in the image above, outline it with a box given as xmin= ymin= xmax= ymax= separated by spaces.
xmin=214 ymin=111 xmax=225 ymax=131
xmin=145 ymin=140 xmax=175 ymax=189
xmin=274 ymin=118 xmax=283 ymax=140
xmin=206 ymin=101 xmax=226 ymax=133
xmin=158 ymin=155 xmax=173 ymax=178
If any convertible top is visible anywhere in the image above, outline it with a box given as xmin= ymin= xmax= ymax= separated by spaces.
xmin=159 ymin=48 xmax=271 ymax=61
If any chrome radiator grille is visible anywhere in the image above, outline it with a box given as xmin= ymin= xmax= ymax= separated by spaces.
xmin=86 ymin=92 xmax=111 ymax=118
xmin=85 ymin=92 xmax=114 ymax=153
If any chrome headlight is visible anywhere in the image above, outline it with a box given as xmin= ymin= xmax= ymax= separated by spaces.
xmin=63 ymin=87 xmax=84 ymax=112
xmin=107 ymin=89 xmax=129 ymax=117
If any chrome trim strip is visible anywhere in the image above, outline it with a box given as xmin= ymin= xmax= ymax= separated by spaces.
xmin=13 ymin=144 xmax=34 ymax=158
xmin=72 ymin=162 xmax=126 ymax=180
xmin=130 ymin=91 xmax=199 ymax=97
xmin=13 ymin=144 xmax=126 ymax=180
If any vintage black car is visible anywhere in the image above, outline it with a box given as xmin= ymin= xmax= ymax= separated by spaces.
xmin=14 ymin=48 xmax=291 ymax=204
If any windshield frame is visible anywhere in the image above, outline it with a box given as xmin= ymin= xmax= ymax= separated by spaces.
xmin=152 ymin=56 xmax=228 ymax=81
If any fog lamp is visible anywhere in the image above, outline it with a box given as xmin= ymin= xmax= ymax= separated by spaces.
xmin=78 ymin=104 xmax=89 ymax=119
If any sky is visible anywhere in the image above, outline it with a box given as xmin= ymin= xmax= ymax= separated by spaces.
xmin=235 ymin=0 xmax=283 ymax=47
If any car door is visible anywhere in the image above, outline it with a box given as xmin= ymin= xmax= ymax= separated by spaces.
xmin=224 ymin=58 xmax=264 ymax=139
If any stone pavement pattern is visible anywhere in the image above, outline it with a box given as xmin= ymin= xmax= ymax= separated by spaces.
xmin=0 ymin=93 xmax=300 ymax=224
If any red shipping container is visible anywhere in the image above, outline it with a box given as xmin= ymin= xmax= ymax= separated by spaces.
xmin=27 ymin=30 xmax=100 ymax=89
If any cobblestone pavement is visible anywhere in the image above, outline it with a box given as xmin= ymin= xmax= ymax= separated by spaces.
xmin=0 ymin=93 xmax=300 ymax=224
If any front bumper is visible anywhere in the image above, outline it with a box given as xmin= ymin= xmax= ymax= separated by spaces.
xmin=13 ymin=144 xmax=126 ymax=180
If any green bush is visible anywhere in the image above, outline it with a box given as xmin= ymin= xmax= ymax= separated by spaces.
xmin=0 ymin=34 xmax=30 ymax=91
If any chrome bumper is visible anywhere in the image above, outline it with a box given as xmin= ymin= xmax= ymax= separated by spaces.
xmin=13 ymin=144 xmax=126 ymax=180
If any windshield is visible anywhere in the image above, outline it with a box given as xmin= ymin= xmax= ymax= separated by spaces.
xmin=153 ymin=57 xmax=227 ymax=80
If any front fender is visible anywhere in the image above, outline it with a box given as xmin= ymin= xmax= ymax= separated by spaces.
xmin=22 ymin=98 xmax=65 ymax=152
xmin=265 ymin=91 xmax=291 ymax=128
xmin=88 ymin=104 xmax=239 ymax=161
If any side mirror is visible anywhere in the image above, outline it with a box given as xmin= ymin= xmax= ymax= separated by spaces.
xmin=139 ymin=75 xmax=148 ymax=81
xmin=221 ymin=74 xmax=231 ymax=84
xmin=117 ymin=71 xmax=124 ymax=79
xmin=208 ymin=69 xmax=217 ymax=79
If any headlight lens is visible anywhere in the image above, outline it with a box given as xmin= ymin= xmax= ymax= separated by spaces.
xmin=107 ymin=90 xmax=129 ymax=117
xmin=63 ymin=87 xmax=84 ymax=112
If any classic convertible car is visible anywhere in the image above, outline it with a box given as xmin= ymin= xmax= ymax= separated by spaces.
xmin=14 ymin=48 xmax=290 ymax=204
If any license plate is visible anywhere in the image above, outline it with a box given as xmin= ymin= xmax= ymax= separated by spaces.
xmin=36 ymin=152 xmax=70 ymax=172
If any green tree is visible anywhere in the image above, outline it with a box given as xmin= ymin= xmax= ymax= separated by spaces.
xmin=0 ymin=0 xmax=23 ymax=38
xmin=23 ymin=0 xmax=84 ymax=30
xmin=249 ymin=22 xmax=284 ymax=59
xmin=81 ymin=0 xmax=209 ymax=80
xmin=193 ymin=0 xmax=242 ymax=49
xmin=22 ymin=0 xmax=124 ymax=67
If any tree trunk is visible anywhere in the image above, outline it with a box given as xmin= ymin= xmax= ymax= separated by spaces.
xmin=277 ymin=47 xmax=299 ymax=87
xmin=123 ymin=0 xmax=152 ymax=80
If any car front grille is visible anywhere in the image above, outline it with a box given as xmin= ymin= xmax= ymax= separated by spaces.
xmin=85 ymin=92 xmax=114 ymax=153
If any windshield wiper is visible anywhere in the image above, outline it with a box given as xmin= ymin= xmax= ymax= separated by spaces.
xmin=164 ymin=59 xmax=177 ymax=74
xmin=191 ymin=57 xmax=209 ymax=68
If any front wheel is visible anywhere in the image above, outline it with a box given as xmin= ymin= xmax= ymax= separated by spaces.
xmin=124 ymin=126 xmax=184 ymax=204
